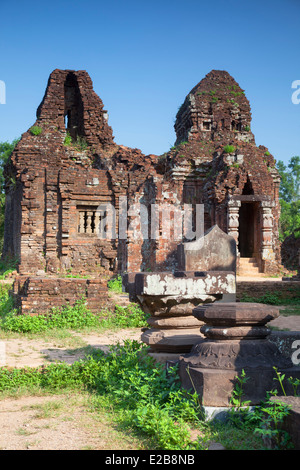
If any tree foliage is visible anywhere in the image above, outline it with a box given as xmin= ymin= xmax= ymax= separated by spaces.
xmin=276 ymin=156 xmax=300 ymax=241
xmin=0 ymin=139 xmax=19 ymax=252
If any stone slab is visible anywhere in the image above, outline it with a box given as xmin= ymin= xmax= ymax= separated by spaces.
xmin=123 ymin=271 xmax=236 ymax=297
xmin=177 ymin=225 xmax=236 ymax=273
xmin=141 ymin=328 xmax=204 ymax=353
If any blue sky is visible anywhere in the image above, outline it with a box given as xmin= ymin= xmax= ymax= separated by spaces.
xmin=0 ymin=0 xmax=299 ymax=165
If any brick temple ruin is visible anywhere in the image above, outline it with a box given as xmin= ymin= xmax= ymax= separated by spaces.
xmin=2 ymin=69 xmax=283 ymax=313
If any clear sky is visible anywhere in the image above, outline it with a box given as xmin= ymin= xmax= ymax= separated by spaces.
xmin=0 ymin=0 xmax=299 ymax=165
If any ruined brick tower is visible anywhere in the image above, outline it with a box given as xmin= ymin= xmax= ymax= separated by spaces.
xmin=3 ymin=69 xmax=281 ymax=313
xmin=170 ymin=70 xmax=281 ymax=273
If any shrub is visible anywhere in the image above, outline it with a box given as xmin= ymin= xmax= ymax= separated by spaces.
xmin=101 ymin=303 xmax=149 ymax=328
xmin=63 ymin=131 xmax=72 ymax=146
xmin=107 ymin=275 xmax=123 ymax=293
xmin=223 ymin=145 xmax=236 ymax=153
xmin=30 ymin=126 xmax=43 ymax=136
xmin=0 ymin=298 xmax=100 ymax=333
xmin=74 ymin=136 xmax=88 ymax=151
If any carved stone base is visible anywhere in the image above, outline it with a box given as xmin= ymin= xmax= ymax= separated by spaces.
xmin=141 ymin=327 xmax=204 ymax=353
xmin=179 ymin=302 xmax=295 ymax=406
xmin=179 ymin=364 xmax=277 ymax=406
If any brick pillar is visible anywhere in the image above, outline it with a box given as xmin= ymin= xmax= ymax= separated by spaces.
xmin=260 ymin=201 xmax=276 ymax=272
xmin=227 ymin=199 xmax=241 ymax=257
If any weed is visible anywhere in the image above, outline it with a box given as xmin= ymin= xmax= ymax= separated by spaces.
xmin=64 ymin=132 xmax=72 ymax=146
xmin=273 ymin=367 xmax=286 ymax=396
xmin=288 ymin=376 xmax=300 ymax=396
xmin=223 ymin=145 xmax=236 ymax=154
xmin=30 ymin=126 xmax=42 ymax=136
xmin=107 ymin=275 xmax=123 ymax=293
xmin=241 ymin=291 xmax=300 ymax=307
xmin=226 ymin=369 xmax=294 ymax=449
xmin=253 ymin=391 xmax=293 ymax=449
xmin=74 ymin=136 xmax=88 ymax=151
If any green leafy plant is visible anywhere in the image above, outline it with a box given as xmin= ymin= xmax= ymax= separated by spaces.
xmin=230 ymin=369 xmax=251 ymax=409
xmin=74 ymin=136 xmax=88 ymax=151
xmin=1 ymin=297 xmax=100 ymax=333
xmin=223 ymin=145 xmax=236 ymax=154
xmin=101 ymin=303 xmax=149 ymax=328
xmin=273 ymin=367 xmax=286 ymax=396
xmin=226 ymin=369 xmax=294 ymax=449
xmin=0 ymin=257 xmax=18 ymax=279
xmin=107 ymin=275 xmax=123 ymax=293
xmin=254 ymin=391 xmax=293 ymax=449
xmin=63 ymin=131 xmax=72 ymax=146
xmin=288 ymin=376 xmax=300 ymax=396
xmin=30 ymin=126 xmax=43 ymax=136
xmin=0 ymin=340 xmax=208 ymax=449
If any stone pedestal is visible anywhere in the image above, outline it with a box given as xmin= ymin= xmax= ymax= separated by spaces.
xmin=179 ymin=302 xmax=294 ymax=406
xmin=123 ymin=271 xmax=236 ymax=356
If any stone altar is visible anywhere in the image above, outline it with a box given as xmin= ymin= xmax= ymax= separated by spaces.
xmin=123 ymin=226 xmax=236 ymax=360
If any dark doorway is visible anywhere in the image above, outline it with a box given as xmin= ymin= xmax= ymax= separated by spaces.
xmin=239 ymin=202 xmax=255 ymax=257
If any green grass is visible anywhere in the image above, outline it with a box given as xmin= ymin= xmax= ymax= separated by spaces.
xmin=0 ymin=282 xmax=297 ymax=450
xmin=0 ymin=340 xmax=291 ymax=450
xmin=240 ymin=291 xmax=300 ymax=313
xmin=0 ymin=287 xmax=149 ymax=334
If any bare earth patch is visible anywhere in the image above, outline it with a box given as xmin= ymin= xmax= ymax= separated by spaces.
xmin=0 ymin=328 xmax=144 ymax=451
xmin=1 ymin=328 xmax=142 ymax=368
xmin=0 ymin=393 xmax=146 ymax=450
xmin=0 ymin=315 xmax=299 ymax=450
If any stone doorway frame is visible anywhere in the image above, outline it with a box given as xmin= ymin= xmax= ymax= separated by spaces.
xmin=227 ymin=195 xmax=276 ymax=273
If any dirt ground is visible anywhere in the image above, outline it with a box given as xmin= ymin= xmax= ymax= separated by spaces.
xmin=0 ymin=328 xmax=142 ymax=368
xmin=0 ymin=281 xmax=300 ymax=451
xmin=0 ymin=328 xmax=144 ymax=451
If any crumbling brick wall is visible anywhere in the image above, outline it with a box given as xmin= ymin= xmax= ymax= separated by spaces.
xmin=12 ymin=276 xmax=108 ymax=314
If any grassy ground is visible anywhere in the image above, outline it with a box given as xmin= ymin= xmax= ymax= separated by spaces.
xmin=0 ymin=277 xmax=298 ymax=450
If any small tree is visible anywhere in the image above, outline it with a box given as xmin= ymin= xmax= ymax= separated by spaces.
xmin=277 ymin=156 xmax=300 ymax=241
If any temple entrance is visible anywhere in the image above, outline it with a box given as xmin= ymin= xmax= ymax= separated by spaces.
xmin=238 ymin=202 xmax=258 ymax=257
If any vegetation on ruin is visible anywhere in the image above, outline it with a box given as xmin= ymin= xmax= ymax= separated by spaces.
xmin=223 ymin=144 xmax=236 ymax=153
xmin=30 ymin=126 xmax=43 ymax=136
xmin=107 ymin=274 xmax=123 ymax=293
xmin=0 ymin=257 xmax=18 ymax=280
xmin=64 ymin=131 xmax=88 ymax=151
